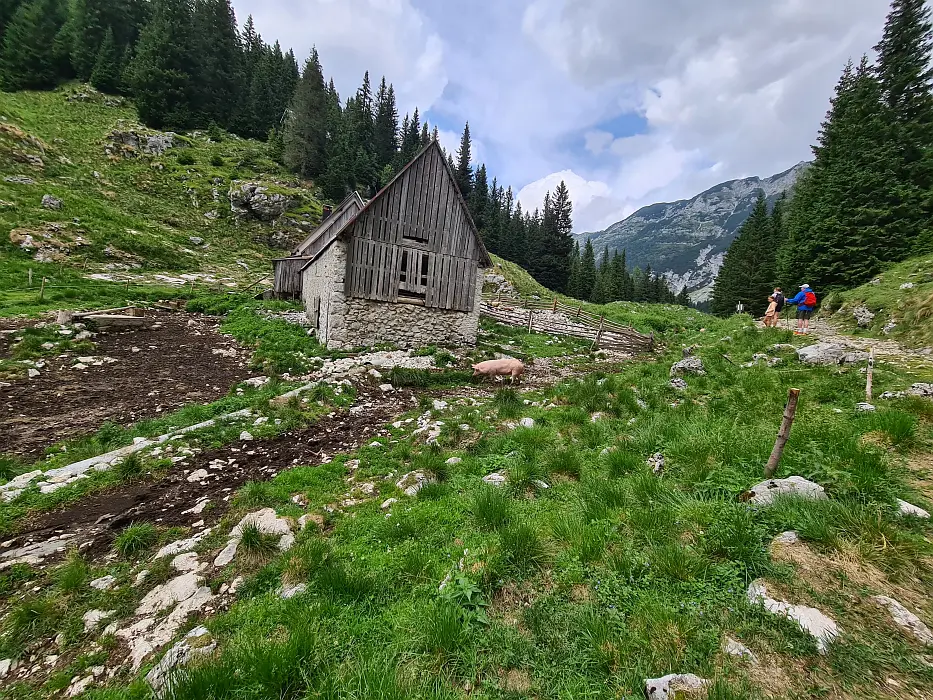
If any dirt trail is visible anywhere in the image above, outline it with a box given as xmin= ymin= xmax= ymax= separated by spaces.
xmin=0 ymin=312 xmax=252 ymax=460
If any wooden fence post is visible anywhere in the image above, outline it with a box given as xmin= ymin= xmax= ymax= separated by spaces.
xmin=591 ymin=315 xmax=605 ymax=351
xmin=764 ymin=388 xmax=801 ymax=478
xmin=866 ymin=348 xmax=874 ymax=401
xmin=576 ymin=304 xmax=582 ymax=320
xmin=39 ymin=277 xmax=47 ymax=301
xmin=527 ymin=308 xmax=534 ymax=334
xmin=552 ymin=296 xmax=557 ymax=312
xmin=28 ymin=268 xmax=33 ymax=287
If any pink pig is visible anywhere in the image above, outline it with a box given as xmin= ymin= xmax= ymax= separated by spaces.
xmin=472 ymin=358 xmax=525 ymax=383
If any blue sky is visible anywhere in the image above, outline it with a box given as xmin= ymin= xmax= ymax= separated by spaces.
xmin=236 ymin=0 xmax=891 ymax=232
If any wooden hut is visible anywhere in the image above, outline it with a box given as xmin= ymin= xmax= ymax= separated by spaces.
xmin=300 ymin=140 xmax=492 ymax=349
xmin=271 ymin=192 xmax=364 ymax=298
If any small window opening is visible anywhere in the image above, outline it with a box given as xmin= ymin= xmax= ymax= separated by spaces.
xmin=420 ymin=254 xmax=429 ymax=286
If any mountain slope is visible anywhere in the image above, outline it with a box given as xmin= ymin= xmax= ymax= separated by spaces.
xmin=577 ymin=162 xmax=808 ymax=301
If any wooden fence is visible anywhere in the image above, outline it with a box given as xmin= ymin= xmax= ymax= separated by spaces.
xmin=480 ymin=292 xmax=654 ymax=353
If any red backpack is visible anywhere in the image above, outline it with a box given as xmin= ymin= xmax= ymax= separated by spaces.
xmin=803 ymin=290 xmax=817 ymax=307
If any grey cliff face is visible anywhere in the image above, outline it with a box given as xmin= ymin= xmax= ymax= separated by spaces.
xmin=576 ymin=162 xmax=809 ymax=302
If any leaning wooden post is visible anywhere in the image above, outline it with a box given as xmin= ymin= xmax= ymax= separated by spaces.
xmin=527 ymin=308 xmax=534 ymax=334
xmin=28 ymin=268 xmax=33 ymax=287
xmin=38 ymin=277 xmax=47 ymax=301
xmin=866 ymin=348 xmax=874 ymax=401
xmin=591 ymin=315 xmax=605 ymax=351
xmin=764 ymin=388 xmax=801 ymax=478
xmin=576 ymin=304 xmax=583 ymax=320
xmin=552 ymin=295 xmax=557 ymax=312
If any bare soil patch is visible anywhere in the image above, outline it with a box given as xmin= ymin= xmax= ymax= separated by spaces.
xmin=1 ymin=386 xmax=412 ymax=565
xmin=0 ymin=312 xmax=252 ymax=460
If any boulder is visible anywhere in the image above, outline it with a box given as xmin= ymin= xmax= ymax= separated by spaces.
xmin=897 ymin=499 xmax=930 ymax=519
xmin=89 ymin=575 xmax=116 ymax=591
xmin=396 ymin=470 xmax=433 ymax=497
xmin=852 ymin=306 xmax=875 ymax=327
xmin=41 ymin=194 xmax=63 ymax=210
xmin=855 ymin=403 xmax=876 ymax=412
xmin=723 ymin=636 xmax=758 ymax=663
xmin=82 ymin=609 xmax=116 ymax=632
xmin=796 ymin=343 xmax=868 ymax=366
xmin=518 ymin=417 xmax=535 ymax=429
xmin=746 ymin=476 xmax=827 ymax=507
xmin=669 ymin=378 xmax=688 ymax=391
xmin=871 ymin=596 xmax=933 ymax=645
xmin=647 ymin=453 xmax=665 ymax=475
xmin=900 ymin=282 xmax=914 ymax=290
xmin=144 ymin=625 xmax=216 ymax=693
xmin=107 ymin=130 xmax=182 ymax=157
xmin=747 ymin=580 xmax=841 ymax=653
xmin=670 ymin=356 xmax=705 ymax=377
xmin=482 ymin=471 xmax=508 ymax=487
xmin=229 ymin=182 xmax=298 ymax=221
xmin=645 ymin=673 xmax=709 ymax=700
xmin=4 ymin=175 xmax=35 ymax=185
xmin=772 ymin=530 xmax=800 ymax=545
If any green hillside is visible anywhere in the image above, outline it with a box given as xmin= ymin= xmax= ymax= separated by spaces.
xmin=824 ymin=254 xmax=933 ymax=347
xmin=0 ymin=85 xmax=323 ymax=315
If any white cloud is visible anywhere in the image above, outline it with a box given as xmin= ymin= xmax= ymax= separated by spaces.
xmin=516 ymin=170 xmax=610 ymax=220
xmin=584 ymin=130 xmax=613 ymax=155
xmin=235 ymin=0 xmax=446 ymax=116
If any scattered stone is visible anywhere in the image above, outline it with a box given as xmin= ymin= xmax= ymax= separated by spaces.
xmin=772 ymin=531 xmax=800 ymax=545
xmin=396 ymin=470 xmax=433 ymax=497
xmin=144 ymin=625 xmax=216 ymax=693
xmin=380 ymin=498 xmax=398 ymax=510
xmin=645 ymin=673 xmax=709 ymax=700
xmin=154 ymin=529 xmax=213 ymax=559
xmin=27 ymin=368 xmax=40 ymax=379
xmin=518 ymin=417 xmax=535 ymax=429
xmin=897 ymin=499 xmax=930 ymax=519
xmin=89 ymin=575 xmax=116 ymax=591
xmin=186 ymin=469 xmax=209 ymax=483
xmin=670 ymin=356 xmax=705 ymax=377
xmin=214 ymin=509 xmax=294 ymax=566
xmin=4 ymin=175 xmax=35 ymax=185
xmin=379 ymin=383 xmax=394 ymax=392
xmin=298 ymin=513 xmax=324 ymax=531
xmin=239 ymin=431 xmax=254 ymax=441
xmin=747 ymin=580 xmax=841 ymax=653
xmin=855 ymin=403 xmax=876 ymax=412
xmin=41 ymin=194 xmax=63 ymax=210
xmin=647 ymin=453 xmax=665 ymax=475
xmin=82 ymin=609 xmax=116 ymax=632
xmin=291 ymin=494 xmax=308 ymax=507
xmin=883 ymin=320 xmax=897 ymax=335
xmin=242 ymin=376 xmax=268 ymax=388
xmin=746 ymin=476 xmax=827 ymax=507
xmin=0 ymin=659 xmax=11 ymax=678
xmin=445 ymin=457 xmax=462 ymax=466
xmin=900 ymin=282 xmax=914 ymax=290
xmin=66 ymin=675 xmax=95 ymax=697
xmin=853 ymin=306 xmax=875 ymax=327
xmin=723 ymin=636 xmax=758 ymax=663
xmin=669 ymin=378 xmax=688 ymax=391
xmin=136 ymin=573 xmax=204 ymax=616
xmin=279 ymin=583 xmax=307 ymax=600
xmin=769 ymin=344 xmax=797 ymax=352
xmin=482 ymin=471 xmax=508 ymax=487
xmin=188 ymin=236 xmax=204 ymax=246
xmin=432 ymin=399 xmax=448 ymax=411
xmin=797 ymin=343 xmax=868 ymax=366
xmin=871 ymin=596 xmax=933 ymax=646
xmin=171 ymin=552 xmax=202 ymax=573
xmin=909 ymin=383 xmax=933 ymax=398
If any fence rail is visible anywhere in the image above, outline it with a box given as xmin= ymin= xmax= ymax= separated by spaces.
xmin=480 ymin=292 xmax=654 ymax=353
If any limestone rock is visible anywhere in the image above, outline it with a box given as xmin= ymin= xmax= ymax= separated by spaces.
xmin=909 ymin=383 xmax=933 ymax=398
xmin=670 ymin=357 xmax=705 ymax=377
xmin=89 ymin=575 xmax=116 ymax=591
xmin=747 ymin=580 xmax=841 ymax=653
xmin=66 ymin=675 xmax=95 ymax=697
xmin=645 ymin=673 xmax=709 ymax=700
xmin=239 ymin=431 xmax=254 ymax=441
xmin=279 ymin=583 xmax=307 ymax=600
xmin=186 ymin=469 xmax=208 ymax=483
xmin=171 ymin=552 xmax=202 ymax=573
xmin=852 ymin=306 xmax=875 ymax=327
xmin=871 ymin=596 xmax=933 ymax=645
xmin=188 ymin=236 xmax=204 ymax=246
xmin=482 ymin=471 xmax=508 ymax=487
xmin=900 ymin=282 xmax=914 ymax=290
xmin=897 ymin=499 xmax=930 ymax=519
xmin=432 ymin=399 xmax=448 ymax=411
xmin=380 ymin=498 xmax=398 ymax=510
xmin=396 ymin=470 xmax=433 ymax=497
xmin=772 ymin=531 xmax=800 ymax=545
xmin=136 ymin=573 xmax=204 ymax=616
xmin=144 ymin=625 xmax=216 ymax=693
xmin=41 ymin=194 xmax=63 ymax=210
xmin=855 ymin=403 xmax=876 ymax=412
xmin=670 ymin=377 xmax=688 ymax=391
xmin=746 ymin=476 xmax=827 ymax=507
xmin=723 ymin=636 xmax=758 ymax=663
xmin=647 ymin=453 xmax=665 ymax=475
xmin=229 ymin=182 xmax=298 ymax=221
xmin=518 ymin=417 xmax=535 ymax=428
xmin=154 ymin=528 xmax=213 ymax=560
xmin=4 ymin=175 xmax=35 ymax=185
xmin=796 ymin=343 xmax=868 ymax=366
xmin=446 ymin=457 xmax=462 ymax=465
xmin=82 ymin=609 xmax=116 ymax=632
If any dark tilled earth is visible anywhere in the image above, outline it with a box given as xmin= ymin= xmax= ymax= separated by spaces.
xmin=2 ymin=386 xmax=413 ymax=562
xmin=0 ymin=312 xmax=253 ymax=460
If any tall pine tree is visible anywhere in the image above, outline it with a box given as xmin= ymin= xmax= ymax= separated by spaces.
xmin=1 ymin=0 xmax=68 ymax=90
xmin=89 ymin=26 xmax=119 ymax=92
xmin=283 ymin=49 xmax=330 ymax=179
xmin=194 ymin=0 xmax=242 ymax=128
xmin=456 ymin=122 xmax=473 ymax=197
xmin=711 ymin=193 xmax=776 ymax=316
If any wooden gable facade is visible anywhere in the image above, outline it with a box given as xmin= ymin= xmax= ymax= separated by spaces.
xmin=342 ymin=140 xmax=491 ymax=313
xmin=272 ymin=192 xmax=364 ymax=298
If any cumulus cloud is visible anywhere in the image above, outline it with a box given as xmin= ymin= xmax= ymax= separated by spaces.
xmin=518 ymin=0 xmax=891 ymax=231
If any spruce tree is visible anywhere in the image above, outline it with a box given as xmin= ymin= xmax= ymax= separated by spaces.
xmin=127 ymin=0 xmax=198 ymax=129
xmin=89 ymin=26 xmax=119 ymax=92
xmin=711 ymin=193 xmax=776 ymax=316
xmin=470 ymin=164 xmax=489 ymax=234
xmin=194 ymin=0 xmax=241 ymax=128
xmin=283 ymin=49 xmax=330 ymax=178
xmin=874 ymin=0 xmax=933 ymax=252
xmin=456 ymin=122 xmax=473 ymax=197
xmin=567 ymin=241 xmax=582 ymax=298
xmin=373 ymin=77 xmax=398 ymax=170
xmin=676 ymin=287 xmax=691 ymax=306
xmin=578 ymin=239 xmax=597 ymax=301
xmin=0 ymin=0 xmax=24 ymax=38
xmin=1 ymin=0 xmax=68 ymax=90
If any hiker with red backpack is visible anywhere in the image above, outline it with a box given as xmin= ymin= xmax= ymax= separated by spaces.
xmin=785 ymin=284 xmax=817 ymax=335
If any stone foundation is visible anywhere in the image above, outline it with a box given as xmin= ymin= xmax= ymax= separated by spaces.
xmin=302 ymin=242 xmax=484 ymax=350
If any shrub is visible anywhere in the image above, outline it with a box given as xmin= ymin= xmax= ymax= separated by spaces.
xmin=176 ymin=151 xmax=195 ymax=166
xmin=210 ymin=154 xmax=224 ymax=167
xmin=114 ymin=523 xmax=158 ymax=558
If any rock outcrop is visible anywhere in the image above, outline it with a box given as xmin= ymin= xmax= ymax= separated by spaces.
xmin=229 ymin=181 xmax=299 ymax=221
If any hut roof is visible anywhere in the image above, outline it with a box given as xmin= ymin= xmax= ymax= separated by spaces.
xmin=292 ymin=191 xmax=365 ymax=257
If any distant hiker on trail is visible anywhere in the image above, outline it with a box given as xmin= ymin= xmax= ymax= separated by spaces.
xmin=785 ymin=284 xmax=817 ymax=335
xmin=764 ymin=296 xmax=779 ymax=327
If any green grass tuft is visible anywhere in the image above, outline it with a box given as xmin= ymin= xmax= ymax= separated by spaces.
xmin=113 ymin=522 xmax=158 ymax=558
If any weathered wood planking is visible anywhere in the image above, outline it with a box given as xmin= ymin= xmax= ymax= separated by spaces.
xmin=273 ymin=257 xmax=311 ymax=298
xmin=294 ymin=192 xmax=364 ymax=257
xmin=340 ymin=141 xmax=489 ymax=313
